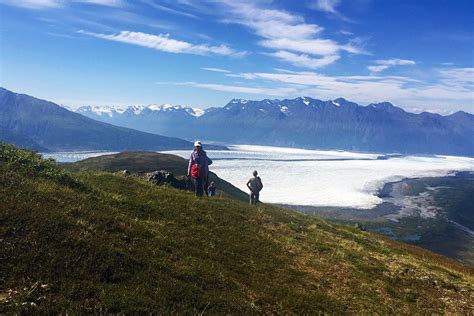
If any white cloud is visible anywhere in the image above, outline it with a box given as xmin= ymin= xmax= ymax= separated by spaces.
xmin=0 ymin=0 xmax=62 ymax=9
xmin=375 ymin=59 xmax=416 ymax=66
xmin=269 ymin=51 xmax=340 ymax=69
xmin=76 ymin=0 xmax=123 ymax=7
xmin=367 ymin=65 xmax=389 ymax=72
xmin=309 ymin=0 xmax=340 ymax=14
xmin=260 ymin=38 xmax=339 ymax=56
xmin=338 ymin=30 xmax=353 ymax=36
xmin=225 ymin=68 xmax=473 ymax=112
xmin=368 ymin=58 xmax=416 ymax=72
xmin=202 ymin=67 xmax=231 ymax=73
xmin=437 ymin=67 xmax=474 ymax=87
xmin=156 ymin=81 xmax=297 ymax=96
xmin=213 ymin=0 xmax=364 ymax=68
xmin=142 ymin=0 xmax=198 ymax=19
xmin=1 ymin=0 xmax=123 ymax=8
xmin=79 ymin=30 xmax=245 ymax=57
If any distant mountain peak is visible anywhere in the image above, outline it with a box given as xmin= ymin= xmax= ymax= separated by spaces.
xmin=331 ymin=100 xmax=341 ymax=107
xmin=76 ymin=105 xmax=122 ymax=117
xmin=75 ymin=103 xmax=206 ymax=118
xmin=230 ymin=98 xmax=248 ymax=104
xmin=369 ymin=102 xmax=406 ymax=113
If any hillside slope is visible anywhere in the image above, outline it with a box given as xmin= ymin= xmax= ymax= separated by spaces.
xmin=0 ymin=87 xmax=193 ymax=152
xmin=64 ymin=151 xmax=248 ymax=202
xmin=1 ymin=144 xmax=473 ymax=314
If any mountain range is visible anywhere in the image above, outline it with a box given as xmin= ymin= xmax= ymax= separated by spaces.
xmin=76 ymin=97 xmax=474 ymax=156
xmin=0 ymin=87 xmax=197 ymax=152
xmin=74 ymin=103 xmax=205 ymax=139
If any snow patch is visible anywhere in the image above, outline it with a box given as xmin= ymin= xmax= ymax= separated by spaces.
xmin=279 ymin=105 xmax=289 ymax=114
xmin=129 ymin=105 xmax=145 ymax=115
xmin=147 ymin=104 xmax=162 ymax=111
xmin=189 ymin=108 xmax=205 ymax=117
xmin=231 ymin=99 xmax=248 ymax=104
xmin=87 ymin=106 xmax=115 ymax=117
xmin=332 ymin=100 xmax=340 ymax=107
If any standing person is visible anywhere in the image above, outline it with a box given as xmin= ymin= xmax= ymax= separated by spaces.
xmin=246 ymin=170 xmax=263 ymax=205
xmin=207 ymin=181 xmax=216 ymax=197
xmin=187 ymin=141 xmax=212 ymax=196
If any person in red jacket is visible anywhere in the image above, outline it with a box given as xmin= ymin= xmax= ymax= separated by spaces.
xmin=187 ymin=141 xmax=212 ymax=196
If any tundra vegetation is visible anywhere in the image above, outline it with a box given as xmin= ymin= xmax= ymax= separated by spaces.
xmin=1 ymin=144 xmax=473 ymax=314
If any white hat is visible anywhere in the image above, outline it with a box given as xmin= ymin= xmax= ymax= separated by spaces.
xmin=194 ymin=140 xmax=202 ymax=147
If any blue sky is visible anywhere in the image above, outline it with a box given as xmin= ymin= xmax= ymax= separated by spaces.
xmin=0 ymin=0 xmax=473 ymax=113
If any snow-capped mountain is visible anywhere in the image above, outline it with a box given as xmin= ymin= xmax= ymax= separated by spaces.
xmin=76 ymin=104 xmax=205 ymax=118
xmin=197 ymin=97 xmax=474 ymax=156
xmin=73 ymin=97 xmax=474 ymax=156
xmin=76 ymin=105 xmax=125 ymax=117
xmin=75 ymin=103 xmax=206 ymax=138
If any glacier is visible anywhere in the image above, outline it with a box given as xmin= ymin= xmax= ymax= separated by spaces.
xmin=164 ymin=145 xmax=474 ymax=209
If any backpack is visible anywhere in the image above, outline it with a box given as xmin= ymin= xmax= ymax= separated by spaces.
xmin=191 ymin=163 xmax=206 ymax=179
xmin=256 ymin=177 xmax=263 ymax=191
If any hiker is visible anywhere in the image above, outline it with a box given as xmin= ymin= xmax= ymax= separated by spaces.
xmin=187 ymin=141 xmax=212 ymax=196
xmin=207 ymin=181 xmax=216 ymax=197
xmin=246 ymin=170 xmax=263 ymax=205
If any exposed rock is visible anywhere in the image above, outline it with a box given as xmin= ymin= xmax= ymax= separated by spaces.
xmin=145 ymin=170 xmax=186 ymax=190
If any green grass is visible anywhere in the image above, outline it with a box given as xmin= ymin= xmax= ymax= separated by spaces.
xmin=1 ymin=143 xmax=473 ymax=313
xmin=64 ymin=151 xmax=249 ymax=202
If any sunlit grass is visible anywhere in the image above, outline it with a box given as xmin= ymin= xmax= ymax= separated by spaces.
xmin=1 ymin=143 xmax=473 ymax=313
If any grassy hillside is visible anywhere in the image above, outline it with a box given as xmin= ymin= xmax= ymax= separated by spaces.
xmin=65 ymin=151 xmax=189 ymax=174
xmin=64 ymin=151 xmax=249 ymax=202
xmin=1 ymin=144 xmax=473 ymax=314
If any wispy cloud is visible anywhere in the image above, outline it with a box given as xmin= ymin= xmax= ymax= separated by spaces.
xmin=142 ymin=0 xmax=199 ymax=19
xmin=0 ymin=0 xmax=62 ymax=9
xmin=338 ymin=30 xmax=353 ymax=36
xmin=367 ymin=65 xmax=389 ymax=72
xmin=223 ymin=67 xmax=473 ymax=112
xmin=79 ymin=30 xmax=245 ymax=57
xmin=212 ymin=0 xmax=365 ymax=69
xmin=308 ymin=0 xmax=353 ymax=22
xmin=368 ymin=58 xmax=416 ymax=72
xmin=156 ymin=81 xmax=296 ymax=96
xmin=268 ymin=51 xmax=340 ymax=69
xmin=202 ymin=67 xmax=231 ymax=73
xmin=437 ymin=67 xmax=474 ymax=87
xmin=260 ymin=37 xmax=353 ymax=56
xmin=309 ymin=0 xmax=340 ymax=14
xmin=375 ymin=59 xmax=416 ymax=66
xmin=77 ymin=0 xmax=123 ymax=7
xmin=1 ymin=0 xmax=123 ymax=9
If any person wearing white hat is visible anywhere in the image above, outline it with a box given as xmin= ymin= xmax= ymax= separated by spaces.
xmin=187 ymin=140 xmax=212 ymax=196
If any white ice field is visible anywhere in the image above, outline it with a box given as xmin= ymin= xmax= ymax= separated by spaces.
xmin=164 ymin=145 xmax=474 ymax=209
xmin=45 ymin=145 xmax=474 ymax=209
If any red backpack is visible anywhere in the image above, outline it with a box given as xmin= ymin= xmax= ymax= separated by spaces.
xmin=191 ymin=163 xmax=206 ymax=179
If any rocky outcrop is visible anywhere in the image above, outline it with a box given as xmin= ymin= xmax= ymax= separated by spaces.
xmin=144 ymin=170 xmax=187 ymax=190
